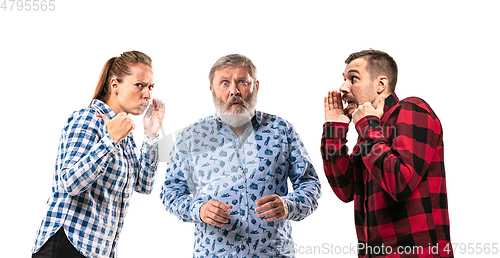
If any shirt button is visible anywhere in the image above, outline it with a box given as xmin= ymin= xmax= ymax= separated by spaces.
xmin=242 ymin=241 xmax=247 ymax=245
xmin=241 ymin=217 xmax=246 ymax=221
xmin=240 ymin=192 xmax=244 ymax=196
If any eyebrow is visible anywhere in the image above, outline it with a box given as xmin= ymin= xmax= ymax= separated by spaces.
xmin=343 ymin=69 xmax=360 ymax=78
xmin=136 ymin=80 xmax=153 ymax=84
xmin=220 ymin=76 xmax=248 ymax=80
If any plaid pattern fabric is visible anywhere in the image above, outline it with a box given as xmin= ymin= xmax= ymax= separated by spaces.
xmin=160 ymin=111 xmax=321 ymax=257
xmin=321 ymin=93 xmax=453 ymax=257
xmin=32 ymin=99 xmax=159 ymax=258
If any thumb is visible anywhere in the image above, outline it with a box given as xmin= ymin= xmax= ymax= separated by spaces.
xmin=97 ymin=113 xmax=110 ymax=123
xmin=376 ymin=95 xmax=386 ymax=112
xmin=144 ymin=101 xmax=155 ymax=117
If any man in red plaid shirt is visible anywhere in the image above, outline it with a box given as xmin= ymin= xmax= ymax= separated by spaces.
xmin=321 ymin=50 xmax=453 ymax=257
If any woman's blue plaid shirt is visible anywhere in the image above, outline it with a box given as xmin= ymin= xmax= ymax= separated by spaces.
xmin=32 ymin=99 xmax=159 ymax=257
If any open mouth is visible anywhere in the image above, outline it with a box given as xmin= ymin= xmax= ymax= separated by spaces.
xmin=342 ymin=95 xmax=357 ymax=109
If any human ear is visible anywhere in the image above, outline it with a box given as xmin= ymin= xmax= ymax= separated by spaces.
xmin=377 ymin=76 xmax=388 ymax=94
xmin=110 ymin=78 xmax=120 ymax=94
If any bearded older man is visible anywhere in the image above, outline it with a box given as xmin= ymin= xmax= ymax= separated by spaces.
xmin=160 ymin=54 xmax=321 ymax=257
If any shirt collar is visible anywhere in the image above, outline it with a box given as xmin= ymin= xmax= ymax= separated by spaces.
xmin=383 ymin=92 xmax=399 ymax=113
xmin=215 ymin=111 xmax=262 ymax=131
xmin=91 ymin=99 xmax=117 ymax=119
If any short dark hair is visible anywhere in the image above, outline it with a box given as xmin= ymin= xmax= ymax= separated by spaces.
xmin=345 ymin=49 xmax=398 ymax=93
xmin=209 ymin=54 xmax=257 ymax=86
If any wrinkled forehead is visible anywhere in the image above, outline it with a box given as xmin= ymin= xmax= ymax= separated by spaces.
xmin=215 ymin=66 xmax=252 ymax=78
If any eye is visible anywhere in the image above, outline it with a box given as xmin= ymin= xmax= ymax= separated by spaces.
xmin=350 ymin=76 xmax=358 ymax=84
xmin=135 ymin=83 xmax=143 ymax=87
xmin=239 ymin=80 xmax=247 ymax=85
xmin=221 ymin=81 xmax=229 ymax=87
xmin=148 ymin=85 xmax=154 ymax=91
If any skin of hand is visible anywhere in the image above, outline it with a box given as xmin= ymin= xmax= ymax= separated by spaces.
xmin=324 ymin=90 xmax=351 ymax=123
xmin=352 ymin=94 xmax=385 ymax=125
xmin=143 ymin=98 xmax=165 ymax=137
xmin=200 ymin=199 xmax=233 ymax=226
xmin=97 ymin=112 xmax=135 ymax=145
xmin=255 ymin=194 xmax=288 ymax=222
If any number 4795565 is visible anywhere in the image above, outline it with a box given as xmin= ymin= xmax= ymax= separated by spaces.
xmin=1 ymin=0 xmax=56 ymax=11
xmin=444 ymin=243 xmax=498 ymax=255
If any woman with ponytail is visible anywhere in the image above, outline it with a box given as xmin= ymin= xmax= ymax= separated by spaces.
xmin=32 ymin=51 xmax=165 ymax=258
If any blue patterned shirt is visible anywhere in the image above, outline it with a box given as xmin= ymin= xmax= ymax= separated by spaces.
xmin=160 ymin=111 xmax=321 ymax=257
xmin=32 ymin=99 xmax=159 ymax=258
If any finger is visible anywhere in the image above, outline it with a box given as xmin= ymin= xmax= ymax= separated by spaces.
xmin=97 ymin=113 xmax=110 ymax=123
xmin=207 ymin=208 xmax=230 ymax=222
xmin=145 ymin=102 xmax=155 ymax=117
xmin=328 ymin=91 xmax=335 ymax=109
xmin=124 ymin=116 xmax=135 ymax=131
xmin=205 ymin=204 xmax=231 ymax=224
xmin=257 ymin=208 xmax=280 ymax=218
xmin=255 ymin=202 xmax=277 ymax=214
xmin=203 ymin=216 xmax=225 ymax=227
xmin=256 ymin=204 xmax=282 ymax=217
xmin=331 ymin=91 xmax=338 ymax=109
xmin=333 ymin=91 xmax=343 ymax=109
xmin=213 ymin=200 xmax=232 ymax=213
xmin=263 ymin=214 xmax=282 ymax=222
xmin=256 ymin=195 xmax=277 ymax=207
xmin=201 ymin=201 xmax=230 ymax=224
xmin=155 ymin=99 xmax=166 ymax=119
xmin=258 ymin=204 xmax=286 ymax=221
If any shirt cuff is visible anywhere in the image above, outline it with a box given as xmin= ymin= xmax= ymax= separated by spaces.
xmin=355 ymin=115 xmax=381 ymax=136
xmin=102 ymin=133 xmax=119 ymax=153
xmin=323 ymin=122 xmax=349 ymax=139
xmin=191 ymin=199 xmax=206 ymax=223
xmin=280 ymin=196 xmax=290 ymax=220
xmin=143 ymin=134 xmax=160 ymax=145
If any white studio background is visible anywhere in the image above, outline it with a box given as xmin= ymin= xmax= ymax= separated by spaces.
xmin=1 ymin=1 xmax=499 ymax=257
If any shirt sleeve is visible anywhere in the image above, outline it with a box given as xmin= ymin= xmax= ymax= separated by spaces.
xmin=159 ymin=132 xmax=206 ymax=223
xmin=134 ymin=134 xmax=159 ymax=194
xmin=281 ymin=123 xmax=321 ymax=221
xmin=355 ymin=100 xmax=442 ymax=202
xmin=320 ymin=122 xmax=355 ymax=202
xmin=59 ymin=110 xmax=119 ymax=196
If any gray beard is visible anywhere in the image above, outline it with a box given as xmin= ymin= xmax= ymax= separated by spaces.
xmin=212 ymin=90 xmax=258 ymax=128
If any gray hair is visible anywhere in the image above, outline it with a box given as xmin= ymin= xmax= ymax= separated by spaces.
xmin=209 ymin=54 xmax=258 ymax=86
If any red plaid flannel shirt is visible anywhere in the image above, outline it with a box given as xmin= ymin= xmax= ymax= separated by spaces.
xmin=321 ymin=93 xmax=453 ymax=257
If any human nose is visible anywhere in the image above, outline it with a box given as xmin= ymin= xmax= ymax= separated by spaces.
xmin=228 ymin=82 xmax=240 ymax=97
xmin=339 ymin=81 xmax=350 ymax=94
xmin=143 ymin=87 xmax=152 ymax=100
